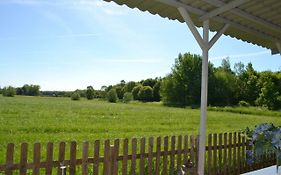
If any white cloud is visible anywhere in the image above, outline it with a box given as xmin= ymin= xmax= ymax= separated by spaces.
xmin=210 ymin=51 xmax=269 ymax=60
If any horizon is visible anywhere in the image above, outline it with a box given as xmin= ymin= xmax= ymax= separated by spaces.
xmin=0 ymin=0 xmax=280 ymax=91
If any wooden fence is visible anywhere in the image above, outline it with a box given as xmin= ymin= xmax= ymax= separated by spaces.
xmin=0 ymin=132 xmax=276 ymax=175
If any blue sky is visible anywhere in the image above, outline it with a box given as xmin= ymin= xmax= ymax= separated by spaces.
xmin=0 ymin=0 xmax=280 ymax=91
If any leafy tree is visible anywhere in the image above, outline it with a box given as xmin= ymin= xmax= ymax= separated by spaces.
xmin=132 ymin=85 xmax=142 ymax=100
xmin=221 ymin=57 xmax=232 ymax=73
xmin=152 ymin=81 xmax=161 ymax=101
xmin=123 ymin=92 xmax=133 ymax=103
xmin=123 ymin=81 xmax=136 ymax=93
xmin=107 ymin=89 xmax=118 ymax=103
xmin=86 ymin=86 xmax=94 ymax=100
xmin=21 ymin=84 xmax=40 ymax=96
xmin=161 ymin=53 xmax=214 ymax=106
xmin=138 ymin=86 xmax=153 ymax=102
xmin=234 ymin=62 xmax=245 ymax=75
xmin=255 ymin=72 xmax=281 ymax=110
xmin=2 ymin=86 xmax=16 ymax=97
xmin=235 ymin=63 xmax=260 ymax=105
xmin=142 ymin=78 xmax=157 ymax=88
xmin=71 ymin=92 xmax=80 ymax=100
xmin=115 ymin=86 xmax=124 ymax=99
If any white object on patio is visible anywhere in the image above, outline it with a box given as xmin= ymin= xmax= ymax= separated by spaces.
xmin=241 ymin=165 xmax=279 ymax=175
xmin=102 ymin=0 xmax=281 ymax=174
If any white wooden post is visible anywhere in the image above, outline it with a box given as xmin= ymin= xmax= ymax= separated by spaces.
xmin=178 ymin=7 xmax=229 ymax=175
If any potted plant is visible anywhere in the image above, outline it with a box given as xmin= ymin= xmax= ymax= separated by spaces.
xmin=245 ymin=123 xmax=281 ymax=174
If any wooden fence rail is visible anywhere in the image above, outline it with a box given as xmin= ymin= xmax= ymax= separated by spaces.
xmin=0 ymin=132 xmax=276 ymax=175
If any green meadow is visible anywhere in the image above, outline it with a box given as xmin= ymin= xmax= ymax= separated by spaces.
xmin=0 ymin=95 xmax=280 ymax=163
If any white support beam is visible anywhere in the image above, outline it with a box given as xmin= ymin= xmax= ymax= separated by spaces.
xmin=201 ymin=0 xmax=281 ymax=33
xmin=209 ymin=24 xmax=230 ymax=49
xmin=198 ymin=19 xmax=209 ymax=175
xmin=178 ymin=7 xmax=205 ymax=50
xmin=276 ymin=42 xmax=281 ymax=54
xmin=199 ymin=0 xmax=249 ymax=21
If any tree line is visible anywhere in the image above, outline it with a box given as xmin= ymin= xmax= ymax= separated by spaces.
xmin=1 ymin=52 xmax=280 ymax=110
xmin=161 ymin=53 xmax=281 ymax=110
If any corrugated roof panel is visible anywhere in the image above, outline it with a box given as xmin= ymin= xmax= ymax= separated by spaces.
xmin=104 ymin=0 xmax=281 ymax=54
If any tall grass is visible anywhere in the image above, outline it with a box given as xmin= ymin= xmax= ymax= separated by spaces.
xmin=0 ymin=95 xmax=280 ymax=163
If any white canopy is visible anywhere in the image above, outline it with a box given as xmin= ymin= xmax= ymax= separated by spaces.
xmin=104 ymin=0 xmax=281 ymax=54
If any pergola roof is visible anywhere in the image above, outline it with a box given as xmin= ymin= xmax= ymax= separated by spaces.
xmin=104 ymin=0 xmax=281 ymax=54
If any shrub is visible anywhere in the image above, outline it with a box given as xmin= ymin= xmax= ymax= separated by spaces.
xmin=123 ymin=92 xmax=133 ymax=103
xmin=2 ymin=86 xmax=16 ymax=97
xmin=132 ymin=85 xmax=142 ymax=100
xmin=71 ymin=92 xmax=80 ymax=101
xmin=86 ymin=86 xmax=94 ymax=100
xmin=239 ymin=100 xmax=250 ymax=107
xmin=138 ymin=86 xmax=153 ymax=102
xmin=107 ymin=89 xmax=118 ymax=103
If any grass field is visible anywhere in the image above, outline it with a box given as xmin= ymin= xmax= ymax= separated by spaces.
xmin=0 ymin=95 xmax=280 ymax=163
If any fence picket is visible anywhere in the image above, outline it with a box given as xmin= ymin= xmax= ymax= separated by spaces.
xmin=148 ymin=137 xmax=154 ymax=175
xmin=103 ymin=140 xmax=110 ymax=175
xmin=183 ymin=135 xmax=188 ymax=164
xmin=177 ymin=135 xmax=182 ymax=171
xmin=57 ymin=142 xmax=65 ymax=175
xmin=20 ymin=143 xmax=28 ymax=175
xmin=213 ymin=134 xmax=217 ymax=175
xmin=170 ymin=136 xmax=176 ymax=175
xmin=122 ymin=139 xmax=128 ymax=175
xmin=218 ymin=133 xmax=223 ymax=174
xmin=113 ymin=139 xmax=119 ymax=175
xmin=237 ymin=133 xmax=241 ymax=174
xmin=233 ymin=132 xmax=237 ymax=174
xmin=5 ymin=143 xmax=14 ymax=175
xmin=156 ymin=137 xmax=161 ymax=175
xmin=69 ymin=141 xmax=77 ymax=175
xmin=139 ymin=138 xmax=145 ymax=175
xmin=131 ymin=138 xmax=137 ymax=175
xmin=223 ymin=133 xmax=227 ymax=175
xmin=208 ymin=134 xmax=212 ymax=175
xmin=162 ymin=136 xmax=168 ymax=175
xmin=93 ymin=140 xmax=100 ymax=175
xmin=46 ymin=142 xmax=54 ymax=175
xmin=82 ymin=142 xmax=89 ymax=175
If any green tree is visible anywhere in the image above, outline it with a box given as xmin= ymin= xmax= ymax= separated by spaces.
xmin=122 ymin=81 xmax=136 ymax=93
xmin=86 ymin=86 xmax=94 ymax=100
xmin=161 ymin=53 xmax=214 ymax=106
xmin=138 ymin=86 xmax=153 ymax=102
xmin=21 ymin=84 xmax=40 ymax=96
xmin=115 ymin=86 xmax=124 ymax=99
xmin=123 ymin=92 xmax=133 ymax=103
xmin=153 ymin=81 xmax=161 ymax=101
xmin=71 ymin=92 xmax=80 ymax=100
xmin=107 ymin=89 xmax=118 ymax=103
xmin=236 ymin=63 xmax=260 ymax=105
xmin=255 ymin=72 xmax=281 ymax=110
xmin=142 ymin=78 xmax=157 ymax=88
xmin=2 ymin=86 xmax=16 ymax=97
xmin=132 ymin=85 xmax=142 ymax=100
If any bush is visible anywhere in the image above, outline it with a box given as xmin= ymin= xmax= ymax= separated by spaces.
xmin=123 ymin=92 xmax=133 ymax=103
xmin=2 ymin=86 xmax=16 ymax=97
xmin=107 ymin=89 xmax=118 ymax=103
xmin=239 ymin=100 xmax=250 ymax=107
xmin=86 ymin=86 xmax=94 ymax=100
xmin=71 ymin=92 xmax=80 ymax=101
xmin=138 ymin=86 xmax=153 ymax=102
xmin=132 ymin=85 xmax=142 ymax=100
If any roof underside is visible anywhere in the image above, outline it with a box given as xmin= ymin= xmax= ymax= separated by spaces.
xmin=104 ymin=0 xmax=281 ymax=55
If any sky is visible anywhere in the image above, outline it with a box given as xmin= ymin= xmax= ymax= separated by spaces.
xmin=0 ymin=0 xmax=280 ymax=91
